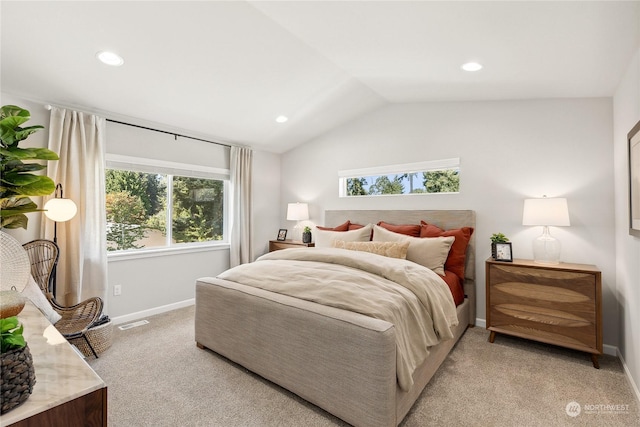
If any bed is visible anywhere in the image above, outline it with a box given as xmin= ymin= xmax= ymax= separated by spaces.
xmin=195 ymin=210 xmax=476 ymax=427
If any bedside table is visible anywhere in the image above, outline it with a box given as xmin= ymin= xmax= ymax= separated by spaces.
xmin=485 ymin=258 xmax=602 ymax=368
xmin=269 ymin=240 xmax=315 ymax=252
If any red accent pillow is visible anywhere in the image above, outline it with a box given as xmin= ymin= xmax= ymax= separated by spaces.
xmin=420 ymin=221 xmax=474 ymax=281
xmin=377 ymin=221 xmax=421 ymax=237
xmin=316 ymin=221 xmax=350 ymax=231
xmin=439 ymin=270 xmax=464 ymax=306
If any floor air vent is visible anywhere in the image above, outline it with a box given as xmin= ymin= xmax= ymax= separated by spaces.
xmin=118 ymin=320 xmax=150 ymax=331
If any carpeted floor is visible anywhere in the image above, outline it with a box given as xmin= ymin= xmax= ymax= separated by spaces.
xmin=90 ymin=306 xmax=640 ymax=426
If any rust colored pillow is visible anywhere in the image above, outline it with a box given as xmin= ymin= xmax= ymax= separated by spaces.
xmin=348 ymin=223 xmax=365 ymax=230
xmin=316 ymin=221 xmax=350 ymax=231
xmin=377 ymin=221 xmax=421 ymax=237
xmin=420 ymin=221 xmax=474 ymax=281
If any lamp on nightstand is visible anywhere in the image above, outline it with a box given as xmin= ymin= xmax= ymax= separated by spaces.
xmin=522 ymin=196 xmax=570 ymax=265
xmin=287 ymin=202 xmax=309 ymax=241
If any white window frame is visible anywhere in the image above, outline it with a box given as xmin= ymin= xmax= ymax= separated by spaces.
xmin=106 ymin=154 xmax=230 ymax=260
xmin=338 ymin=158 xmax=460 ymax=197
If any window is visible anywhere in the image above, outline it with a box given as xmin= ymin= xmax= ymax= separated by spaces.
xmin=105 ymin=155 xmax=229 ymax=252
xmin=339 ymin=158 xmax=460 ymax=197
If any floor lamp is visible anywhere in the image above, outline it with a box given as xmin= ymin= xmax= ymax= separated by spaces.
xmin=44 ymin=183 xmax=77 ymax=296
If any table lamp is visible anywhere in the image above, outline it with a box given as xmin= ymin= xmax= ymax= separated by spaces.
xmin=522 ymin=196 xmax=570 ymax=264
xmin=287 ymin=202 xmax=309 ymax=241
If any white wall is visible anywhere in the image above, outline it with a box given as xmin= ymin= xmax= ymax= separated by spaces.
xmin=613 ymin=48 xmax=640 ymax=398
xmin=280 ymin=98 xmax=618 ymax=348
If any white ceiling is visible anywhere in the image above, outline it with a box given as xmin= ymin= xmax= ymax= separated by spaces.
xmin=2 ymin=1 xmax=639 ymax=153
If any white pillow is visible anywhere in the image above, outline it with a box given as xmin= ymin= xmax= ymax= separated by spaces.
xmin=315 ymin=223 xmax=373 ymax=248
xmin=21 ymin=275 xmax=62 ymax=325
xmin=372 ymin=225 xmax=454 ymax=275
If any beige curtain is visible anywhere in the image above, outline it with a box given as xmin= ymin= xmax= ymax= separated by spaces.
xmin=229 ymin=146 xmax=253 ymax=267
xmin=42 ymin=108 xmax=108 ymax=307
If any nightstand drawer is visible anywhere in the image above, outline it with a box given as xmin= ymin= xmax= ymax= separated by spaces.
xmin=489 ymin=265 xmax=597 ymax=319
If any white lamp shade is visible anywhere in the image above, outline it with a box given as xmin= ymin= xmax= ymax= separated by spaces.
xmin=522 ymin=198 xmax=570 ymax=226
xmin=44 ymin=198 xmax=77 ymax=222
xmin=286 ymin=203 xmax=309 ymax=221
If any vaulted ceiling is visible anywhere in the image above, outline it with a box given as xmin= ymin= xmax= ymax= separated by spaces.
xmin=2 ymin=1 xmax=638 ymax=153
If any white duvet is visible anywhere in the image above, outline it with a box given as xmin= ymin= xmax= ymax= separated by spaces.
xmin=217 ymin=247 xmax=459 ymax=391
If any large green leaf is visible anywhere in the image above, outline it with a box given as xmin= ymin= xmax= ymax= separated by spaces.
xmin=1 ymin=161 xmax=45 ymax=174
xmin=0 ymin=214 xmax=28 ymax=229
xmin=0 ymin=105 xmax=30 ymax=119
xmin=12 ymin=125 xmax=44 ymax=143
xmin=0 ymin=146 xmax=59 ymax=161
xmin=12 ymin=176 xmax=56 ymax=196
xmin=1 ymin=172 xmax=41 ymax=186
xmin=0 ymin=197 xmax=38 ymax=214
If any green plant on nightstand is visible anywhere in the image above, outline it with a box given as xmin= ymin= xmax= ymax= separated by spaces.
xmin=490 ymin=233 xmax=509 ymax=244
xmin=490 ymin=233 xmax=509 ymax=259
xmin=302 ymin=226 xmax=312 ymax=244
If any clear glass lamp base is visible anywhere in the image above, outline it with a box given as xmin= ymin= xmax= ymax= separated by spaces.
xmin=532 ymin=226 xmax=561 ymax=265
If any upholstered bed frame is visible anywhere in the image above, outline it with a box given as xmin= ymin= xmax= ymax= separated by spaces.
xmin=195 ymin=210 xmax=476 ymax=427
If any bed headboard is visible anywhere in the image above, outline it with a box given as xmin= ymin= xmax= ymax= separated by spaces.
xmin=325 ymin=209 xmax=476 ymax=324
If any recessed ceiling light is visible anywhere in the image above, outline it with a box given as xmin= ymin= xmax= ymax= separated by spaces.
xmin=96 ymin=51 xmax=124 ymax=66
xmin=461 ymin=62 xmax=483 ymax=72
xmin=275 ymin=115 xmax=288 ymax=123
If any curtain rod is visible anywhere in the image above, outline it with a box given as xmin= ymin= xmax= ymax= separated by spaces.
xmin=44 ymin=104 xmax=232 ymax=149
xmin=106 ymin=119 xmax=232 ymax=149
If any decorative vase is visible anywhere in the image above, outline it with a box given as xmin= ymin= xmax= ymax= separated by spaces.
xmin=0 ymin=344 xmax=36 ymax=414
xmin=302 ymin=231 xmax=312 ymax=244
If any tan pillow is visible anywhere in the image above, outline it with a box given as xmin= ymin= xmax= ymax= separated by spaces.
xmin=333 ymin=240 xmax=410 ymax=259
xmin=372 ymin=225 xmax=454 ymax=275
xmin=315 ymin=224 xmax=373 ymax=248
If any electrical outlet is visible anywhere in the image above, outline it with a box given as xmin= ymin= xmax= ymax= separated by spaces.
xmin=113 ymin=284 xmax=122 ymax=296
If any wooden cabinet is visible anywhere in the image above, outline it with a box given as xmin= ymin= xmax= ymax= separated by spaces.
xmin=485 ymin=258 xmax=602 ymax=368
xmin=269 ymin=240 xmax=315 ymax=252
xmin=3 ymin=302 xmax=107 ymax=427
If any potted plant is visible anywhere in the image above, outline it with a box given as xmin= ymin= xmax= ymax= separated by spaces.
xmin=0 ymin=316 xmax=36 ymax=414
xmin=490 ymin=233 xmax=509 ymax=259
xmin=302 ymin=226 xmax=312 ymax=243
xmin=0 ymin=105 xmax=59 ymax=229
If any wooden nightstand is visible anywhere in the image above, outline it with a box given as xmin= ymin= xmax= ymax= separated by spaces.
xmin=486 ymin=258 xmax=602 ymax=368
xmin=269 ymin=240 xmax=315 ymax=252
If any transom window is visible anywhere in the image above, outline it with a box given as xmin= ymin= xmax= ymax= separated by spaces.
xmin=339 ymin=158 xmax=460 ymax=197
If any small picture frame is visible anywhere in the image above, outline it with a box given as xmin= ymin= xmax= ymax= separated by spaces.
xmin=277 ymin=229 xmax=287 ymax=241
xmin=494 ymin=242 xmax=513 ymax=262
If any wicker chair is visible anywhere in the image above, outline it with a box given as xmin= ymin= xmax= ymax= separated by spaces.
xmin=22 ymin=239 xmax=104 ymax=358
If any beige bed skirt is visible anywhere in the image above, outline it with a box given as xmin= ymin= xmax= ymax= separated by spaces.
xmin=195 ymin=276 xmax=470 ymax=427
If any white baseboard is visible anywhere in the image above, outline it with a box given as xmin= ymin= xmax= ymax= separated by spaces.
xmin=617 ymin=348 xmax=640 ymax=405
xmin=111 ymin=299 xmax=195 ymax=325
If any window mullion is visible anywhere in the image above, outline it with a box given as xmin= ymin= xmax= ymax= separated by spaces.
xmin=166 ymin=175 xmax=173 ymax=247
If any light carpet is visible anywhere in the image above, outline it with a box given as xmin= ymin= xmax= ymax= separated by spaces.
xmin=90 ymin=306 xmax=640 ymax=426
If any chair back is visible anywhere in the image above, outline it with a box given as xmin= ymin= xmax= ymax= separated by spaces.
xmin=22 ymin=239 xmax=59 ymax=297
